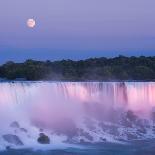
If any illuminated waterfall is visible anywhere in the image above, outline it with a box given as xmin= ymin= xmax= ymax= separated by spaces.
xmin=0 ymin=82 xmax=155 ymax=149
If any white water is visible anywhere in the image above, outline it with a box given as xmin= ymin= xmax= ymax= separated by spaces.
xmin=0 ymin=82 xmax=155 ymax=150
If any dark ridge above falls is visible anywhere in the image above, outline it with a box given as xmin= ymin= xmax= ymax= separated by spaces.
xmin=0 ymin=55 xmax=155 ymax=81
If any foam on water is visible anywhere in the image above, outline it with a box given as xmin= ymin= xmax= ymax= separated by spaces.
xmin=0 ymin=82 xmax=155 ymax=150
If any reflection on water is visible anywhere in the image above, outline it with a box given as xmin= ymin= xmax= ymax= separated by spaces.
xmin=0 ymin=82 xmax=155 ymax=151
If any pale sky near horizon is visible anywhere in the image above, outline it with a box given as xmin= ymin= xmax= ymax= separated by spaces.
xmin=0 ymin=0 xmax=155 ymax=63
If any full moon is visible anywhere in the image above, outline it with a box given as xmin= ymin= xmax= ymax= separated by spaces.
xmin=27 ymin=19 xmax=36 ymax=28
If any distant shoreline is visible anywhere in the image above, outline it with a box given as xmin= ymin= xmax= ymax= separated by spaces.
xmin=1 ymin=79 xmax=155 ymax=83
xmin=0 ymin=56 xmax=155 ymax=81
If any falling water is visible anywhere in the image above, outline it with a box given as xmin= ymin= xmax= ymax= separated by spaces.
xmin=0 ymin=82 xmax=155 ymax=150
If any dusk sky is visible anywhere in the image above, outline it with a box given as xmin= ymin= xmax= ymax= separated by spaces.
xmin=0 ymin=0 xmax=155 ymax=63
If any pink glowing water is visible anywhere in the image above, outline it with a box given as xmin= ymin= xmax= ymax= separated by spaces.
xmin=0 ymin=82 xmax=155 ymax=119
xmin=0 ymin=82 xmax=155 ymax=148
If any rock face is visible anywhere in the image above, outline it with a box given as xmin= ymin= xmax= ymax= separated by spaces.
xmin=2 ymin=134 xmax=23 ymax=146
xmin=20 ymin=128 xmax=28 ymax=133
xmin=37 ymin=133 xmax=50 ymax=144
xmin=10 ymin=121 xmax=20 ymax=128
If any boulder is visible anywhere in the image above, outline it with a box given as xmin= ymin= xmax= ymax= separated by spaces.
xmin=20 ymin=128 xmax=28 ymax=133
xmin=126 ymin=133 xmax=138 ymax=140
xmin=78 ymin=129 xmax=93 ymax=141
xmin=6 ymin=146 xmax=11 ymax=150
xmin=100 ymin=137 xmax=107 ymax=142
xmin=137 ymin=128 xmax=147 ymax=134
xmin=79 ymin=139 xmax=90 ymax=144
xmin=126 ymin=110 xmax=137 ymax=122
xmin=37 ymin=133 xmax=50 ymax=144
xmin=2 ymin=134 xmax=23 ymax=146
xmin=10 ymin=121 xmax=20 ymax=128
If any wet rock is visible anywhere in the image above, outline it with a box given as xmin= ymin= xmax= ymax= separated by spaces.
xmin=122 ymin=119 xmax=133 ymax=128
xmin=2 ymin=134 xmax=23 ymax=146
xmin=79 ymin=139 xmax=85 ymax=143
xmin=136 ymin=131 xmax=143 ymax=136
xmin=136 ymin=119 xmax=149 ymax=128
xmin=151 ymin=111 xmax=155 ymax=124
xmin=100 ymin=137 xmax=107 ymax=142
xmin=6 ymin=146 xmax=11 ymax=150
xmin=137 ymin=128 xmax=147 ymax=134
xmin=78 ymin=129 xmax=93 ymax=141
xmin=152 ymin=126 xmax=155 ymax=132
xmin=20 ymin=128 xmax=28 ymax=133
xmin=126 ymin=133 xmax=138 ymax=140
xmin=79 ymin=139 xmax=91 ymax=144
xmin=117 ymin=138 xmax=126 ymax=142
xmin=120 ymin=111 xmax=138 ymax=127
xmin=65 ymin=138 xmax=76 ymax=143
xmin=37 ymin=133 xmax=50 ymax=144
xmin=10 ymin=121 xmax=20 ymax=128
xmin=126 ymin=110 xmax=138 ymax=122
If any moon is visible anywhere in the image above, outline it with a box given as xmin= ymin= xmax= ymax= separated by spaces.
xmin=27 ymin=19 xmax=36 ymax=28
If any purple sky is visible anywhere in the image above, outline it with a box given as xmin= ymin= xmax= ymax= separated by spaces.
xmin=0 ymin=0 xmax=155 ymax=63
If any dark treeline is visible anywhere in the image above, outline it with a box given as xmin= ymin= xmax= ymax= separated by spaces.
xmin=0 ymin=55 xmax=155 ymax=81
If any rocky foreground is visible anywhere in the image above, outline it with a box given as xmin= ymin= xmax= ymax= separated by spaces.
xmin=1 ymin=110 xmax=155 ymax=149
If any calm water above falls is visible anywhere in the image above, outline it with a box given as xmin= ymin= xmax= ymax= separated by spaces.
xmin=0 ymin=82 xmax=155 ymax=154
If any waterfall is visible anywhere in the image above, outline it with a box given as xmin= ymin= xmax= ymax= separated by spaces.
xmin=0 ymin=81 xmax=155 ymax=149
